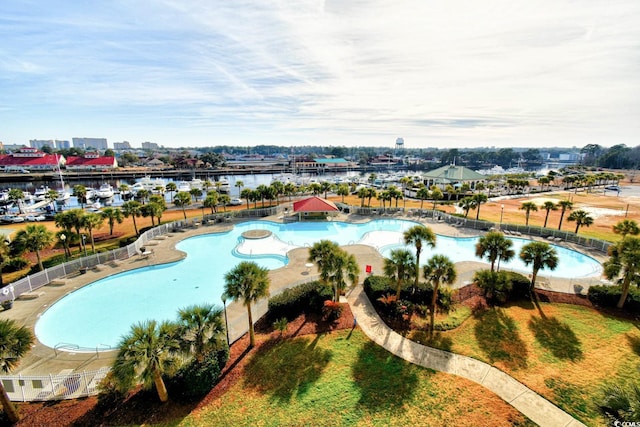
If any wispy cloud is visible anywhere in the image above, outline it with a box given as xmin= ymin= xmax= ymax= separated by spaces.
xmin=1 ymin=0 xmax=639 ymax=147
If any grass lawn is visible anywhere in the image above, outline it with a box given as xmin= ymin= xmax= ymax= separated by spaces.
xmin=178 ymin=329 xmax=534 ymax=427
xmin=411 ymin=301 xmax=640 ymax=426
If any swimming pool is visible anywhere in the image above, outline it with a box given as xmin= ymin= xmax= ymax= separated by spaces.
xmin=35 ymin=219 xmax=602 ymax=350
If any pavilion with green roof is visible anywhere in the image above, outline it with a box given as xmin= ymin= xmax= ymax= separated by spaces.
xmin=422 ymin=164 xmax=486 ymax=189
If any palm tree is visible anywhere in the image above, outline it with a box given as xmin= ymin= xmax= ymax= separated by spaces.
xmin=121 ymin=200 xmax=143 ymax=236
xmin=177 ymin=304 xmax=226 ymax=362
xmin=567 ymin=209 xmax=594 ymax=234
xmin=472 ymin=193 xmax=488 ymax=220
xmin=603 ymin=237 xmax=640 ymax=309
xmin=234 ymin=180 xmax=244 ymax=197
xmin=519 ymin=201 xmax=538 ymax=226
xmin=0 ymin=235 xmax=9 ymax=287
xmin=541 ymin=201 xmax=557 ymax=228
xmin=475 ymin=231 xmax=514 ymax=272
xmin=357 ymin=187 xmax=368 ymax=207
xmin=383 ymin=248 xmax=415 ymax=299
xmin=557 ymin=200 xmax=573 ymax=230
xmin=189 ymin=187 xmax=203 ymax=203
xmin=403 ymin=225 xmax=437 ymax=292
xmin=173 ymin=191 xmax=192 ymax=219
xmin=0 ymin=319 xmax=34 ymax=423
xmin=308 ymin=240 xmax=359 ymax=302
xmin=112 ymin=320 xmax=181 ymax=403
xmin=224 ymin=261 xmax=270 ymax=348
xmin=13 ymin=225 xmax=54 ymax=271
xmin=45 ymin=189 xmax=59 ymax=210
xmin=54 ymin=211 xmax=76 ymax=257
xmin=219 ymin=194 xmax=231 ymax=212
xmin=423 ymin=255 xmax=456 ymax=336
xmin=136 ymin=189 xmax=150 ymax=204
xmin=613 ymin=219 xmax=640 ymax=238
xmin=458 ymin=197 xmax=476 ymax=218
xmin=101 ymin=207 xmax=124 ymax=235
xmin=81 ymin=212 xmax=104 ymax=253
xmin=165 ymin=182 xmax=177 ymax=201
xmin=72 ymin=185 xmax=87 ymax=208
xmin=336 ymin=184 xmax=349 ymax=203
xmin=240 ymin=188 xmax=253 ymax=209
xmin=283 ymin=182 xmax=297 ymax=202
xmin=204 ymin=192 xmax=219 ymax=214
xmin=519 ymin=241 xmax=559 ymax=293
xmin=7 ymin=189 xmax=25 ymax=214
xmin=430 ymin=187 xmax=443 ymax=211
xmin=599 ymin=383 xmax=640 ymax=422
xmin=416 ymin=186 xmax=430 ymax=209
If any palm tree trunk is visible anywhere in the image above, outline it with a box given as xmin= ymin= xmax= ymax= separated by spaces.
xmin=476 ymin=205 xmax=481 ymax=220
xmin=429 ymin=282 xmax=439 ymax=337
xmin=153 ymin=368 xmax=169 ymax=403
xmin=543 ymin=212 xmax=549 ymax=228
xmin=617 ymin=275 xmax=632 ymax=309
xmin=0 ymin=382 xmax=20 ymax=423
xmin=530 ymin=269 xmax=539 ymax=294
xmin=132 ymin=217 xmax=139 ymax=236
xmin=575 ymin=223 xmax=580 ymax=234
xmin=247 ymin=303 xmax=255 ymax=347
xmin=182 ymin=208 xmax=187 ymax=220
xmin=36 ymin=250 xmax=43 ymax=271
xmin=558 ymin=211 xmax=565 ymax=230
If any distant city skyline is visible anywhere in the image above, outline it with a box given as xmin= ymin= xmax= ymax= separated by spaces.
xmin=1 ymin=1 xmax=639 ymax=149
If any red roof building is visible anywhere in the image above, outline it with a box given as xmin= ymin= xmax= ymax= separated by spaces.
xmin=292 ymin=196 xmax=339 ymax=220
xmin=65 ymin=153 xmax=118 ymax=170
xmin=0 ymin=147 xmax=63 ymax=171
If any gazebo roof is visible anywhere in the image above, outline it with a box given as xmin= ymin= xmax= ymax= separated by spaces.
xmin=423 ymin=165 xmax=485 ymax=182
xmin=293 ymin=196 xmax=339 ymax=212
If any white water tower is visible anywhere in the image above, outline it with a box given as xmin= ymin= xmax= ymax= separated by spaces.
xmin=395 ymin=137 xmax=404 ymax=152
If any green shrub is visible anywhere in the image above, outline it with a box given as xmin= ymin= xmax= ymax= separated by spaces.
xmin=588 ymin=285 xmax=640 ymax=312
xmin=41 ymin=254 xmax=68 ymax=269
xmin=475 ymin=269 xmax=513 ymax=304
xmin=268 ymin=281 xmax=332 ymax=320
xmin=168 ymin=347 xmax=229 ymax=400
xmin=503 ymin=271 xmax=531 ymax=300
xmin=3 ymin=257 xmax=29 ymax=273
xmin=363 ymin=275 xmax=393 ymax=301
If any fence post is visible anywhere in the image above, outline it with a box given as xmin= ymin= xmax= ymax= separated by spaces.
xmin=20 ymin=374 xmax=25 ymax=402
xmin=83 ymin=370 xmax=90 ymax=395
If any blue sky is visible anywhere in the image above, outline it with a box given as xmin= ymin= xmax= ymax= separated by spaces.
xmin=1 ymin=0 xmax=639 ymax=149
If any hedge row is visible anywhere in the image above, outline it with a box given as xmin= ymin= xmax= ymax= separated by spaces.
xmin=588 ymin=285 xmax=640 ymax=312
xmin=268 ymin=281 xmax=333 ymax=320
xmin=363 ymin=274 xmax=453 ymax=310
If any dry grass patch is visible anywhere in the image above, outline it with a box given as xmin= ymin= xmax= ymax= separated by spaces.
xmin=430 ymin=302 xmax=640 ymax=425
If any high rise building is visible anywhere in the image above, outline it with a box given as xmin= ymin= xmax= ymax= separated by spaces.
xmin=30 ymin=139 xmax=55 ymax=150
xmin=72 ymin=137 xmax=108 ymax=150
xmin=113 ymin=141 xmax=132 ymax=150
xmin=141 ymin=141 xmax=159 ymax=150
xmin=55 ymin=140 xmax=71 ymax=149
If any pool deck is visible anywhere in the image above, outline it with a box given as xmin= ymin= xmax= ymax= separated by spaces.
xmin=1 ymin=211 xmax=607 ymax=378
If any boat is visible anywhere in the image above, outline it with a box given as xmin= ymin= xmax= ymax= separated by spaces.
xmin=33 ymin=186 xmax=50 ymax=202
xmin=216 ymin=178 xmax=230 ymax=194
xmin=176 ymin=181 xmax=191 ymax=193
xmin=96 ymin=184 xmax=114 ymax=199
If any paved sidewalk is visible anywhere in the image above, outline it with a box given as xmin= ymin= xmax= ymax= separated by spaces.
xmin=346 ymin=284 xmax=587 ymax=427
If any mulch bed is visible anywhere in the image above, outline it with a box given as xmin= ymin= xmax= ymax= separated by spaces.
xmin=7 ymin=305 xmax=354 ymax=427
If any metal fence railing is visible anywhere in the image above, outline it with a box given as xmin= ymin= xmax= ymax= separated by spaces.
xmin=0 ymin=368 xmax=111 ymax=402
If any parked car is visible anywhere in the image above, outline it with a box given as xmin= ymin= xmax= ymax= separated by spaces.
xmin=25 ymin=214 xmax=46 ymax=222
xmin=605 ymin=185 xmax=620 ymax=191
xmin=0 ymin=215 xmax=24 ymax=223
xmin=229 ymin=198 xmax=243 ymax=206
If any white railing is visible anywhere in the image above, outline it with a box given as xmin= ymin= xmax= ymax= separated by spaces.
xmin=0 ymin=368 xmax=110 ymax=402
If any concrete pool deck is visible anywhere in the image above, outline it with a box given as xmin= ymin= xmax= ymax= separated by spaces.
xmin=1 ymin=211 xmax=607 ymax=378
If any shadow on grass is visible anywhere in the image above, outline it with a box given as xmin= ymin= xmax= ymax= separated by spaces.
xmin=626 ymin=334 xmax=640 ymax=356
xmin=409 ymin=331 xmax=453 ymax=352
xmin=474 ymin=308 xmax=528 ymax=370
xmin=243 ymin=335 xmax=332 ymax=403
xmin=351 ymin=341 xmax=421 ymax=413
xmin=528 ymin=316 xmax=583 ymax=362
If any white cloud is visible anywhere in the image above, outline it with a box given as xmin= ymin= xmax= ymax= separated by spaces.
xmin=1 ymin=0 xmax=639 ymax=147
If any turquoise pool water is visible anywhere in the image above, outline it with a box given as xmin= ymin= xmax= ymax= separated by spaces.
xmin=35 ymin=219 xmax=602 ymax=350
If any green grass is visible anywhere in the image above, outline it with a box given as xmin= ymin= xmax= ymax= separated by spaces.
xmin=178 ymin=330 xmax=534 ymax=427
xmin=425 ymin=301 xmax=640 ymax=426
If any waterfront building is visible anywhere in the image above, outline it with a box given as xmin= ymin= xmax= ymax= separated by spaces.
xmin=0 ymin=147 xmax=63 ymax=171
xmin=422 ymin=164 xmax=486 ymax=190
xmin=65 ymin=152 xmax=118 ymax=170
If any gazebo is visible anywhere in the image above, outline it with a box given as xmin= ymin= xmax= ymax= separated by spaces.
xmin=292 ymin=196 xmax=339 ymax=221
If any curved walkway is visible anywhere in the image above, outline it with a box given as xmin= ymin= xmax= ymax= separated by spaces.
xmin=346 ymin=284 xmax=586 ymax=427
